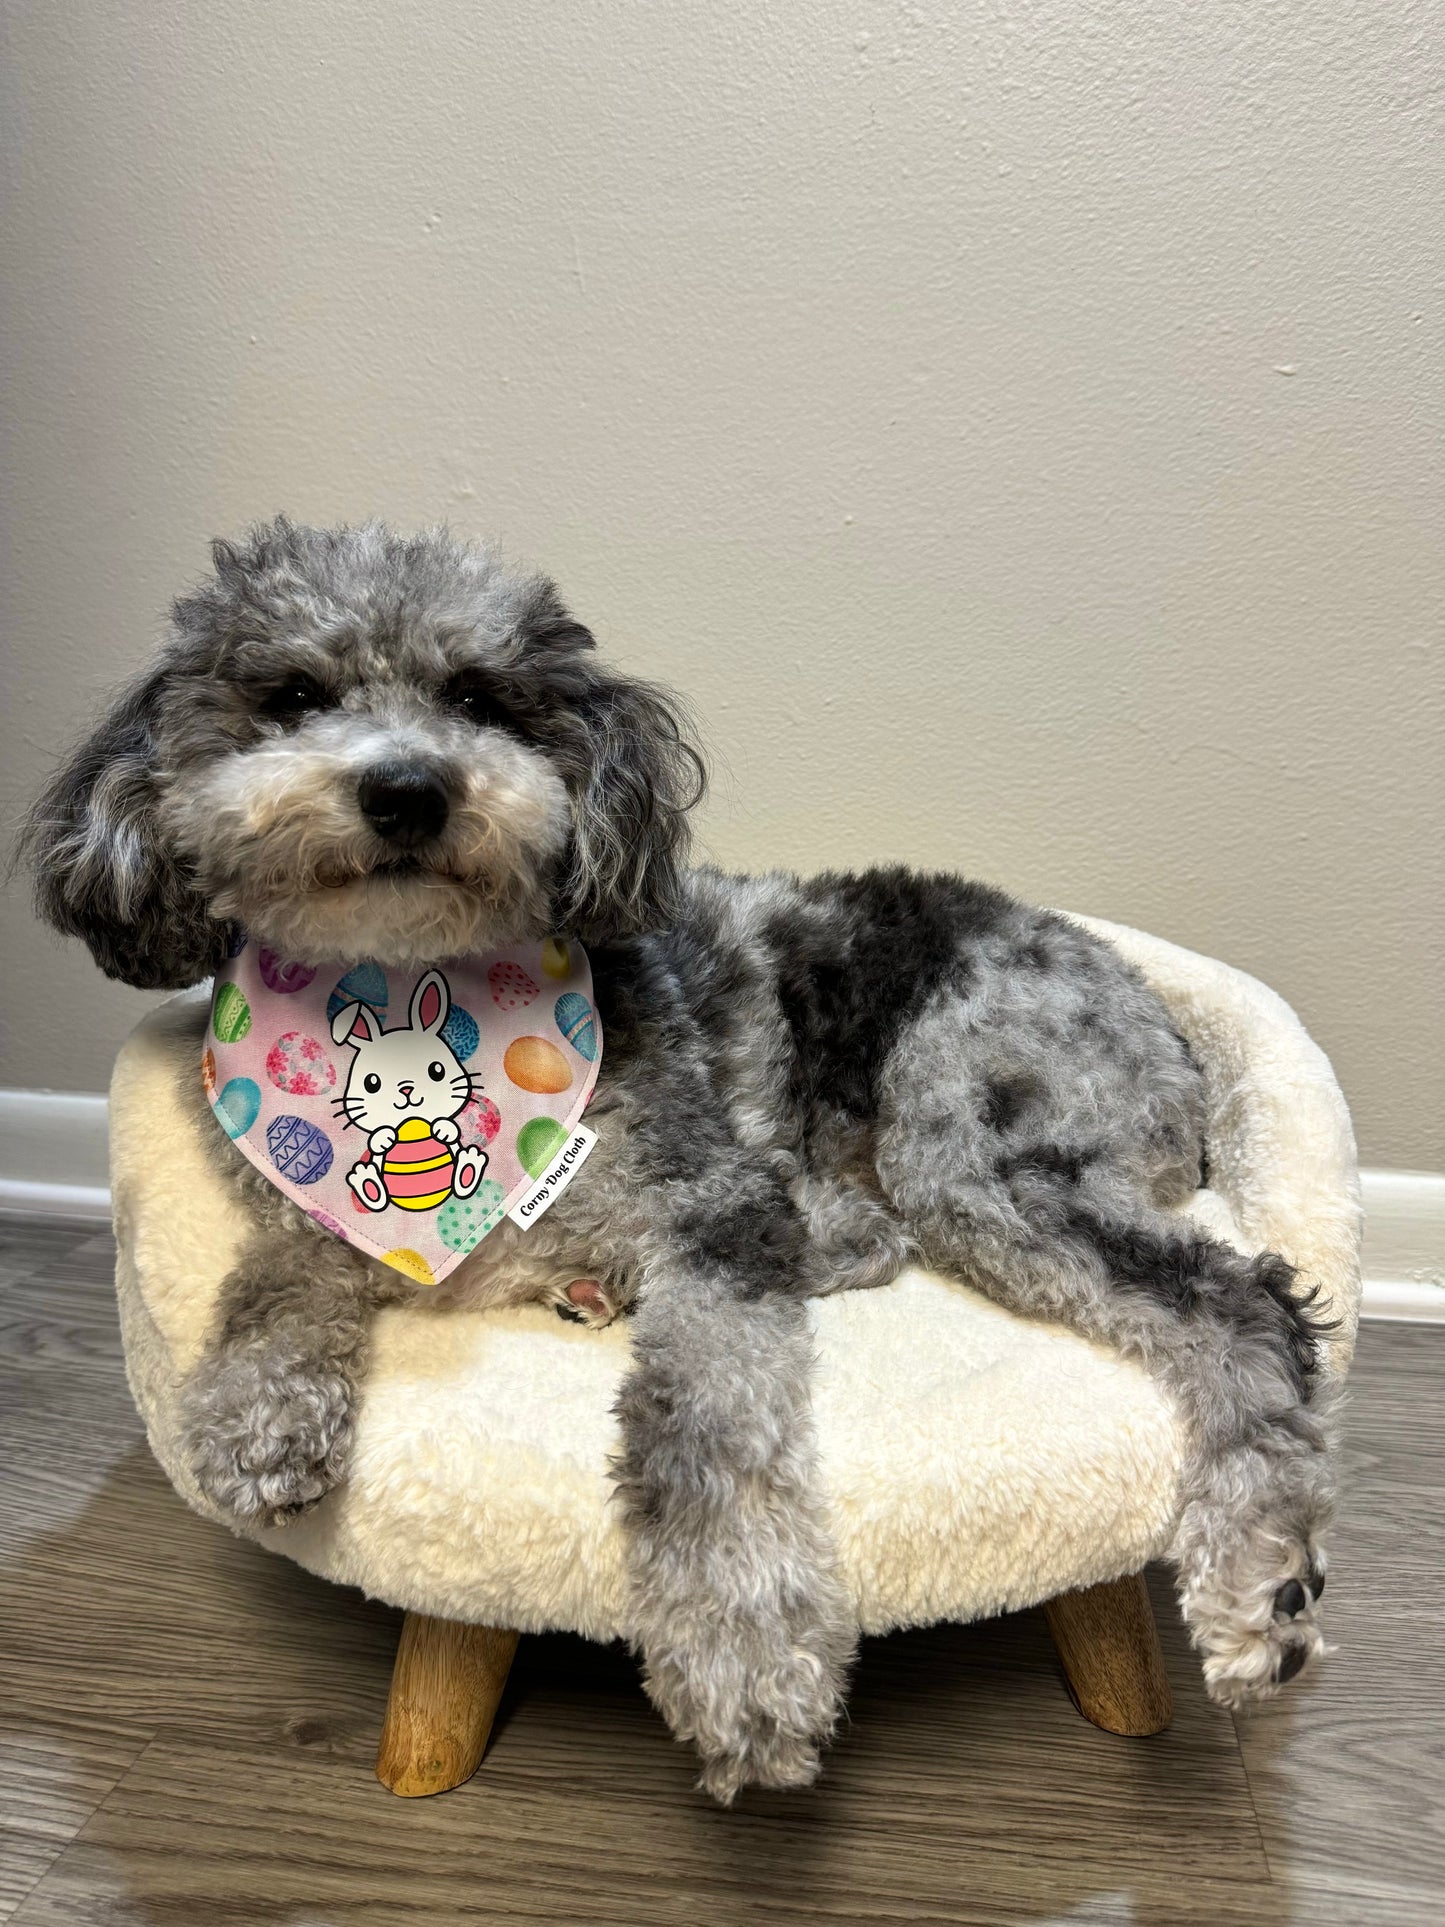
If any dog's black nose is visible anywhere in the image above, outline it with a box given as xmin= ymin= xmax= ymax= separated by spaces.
xmin=358 ymin=762 xmax=449 ymax=847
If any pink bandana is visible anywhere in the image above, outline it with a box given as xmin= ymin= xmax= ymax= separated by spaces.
xmin=203 ymin=937 xmax=602 ymax=1286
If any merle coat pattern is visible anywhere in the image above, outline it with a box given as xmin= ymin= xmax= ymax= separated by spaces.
xmin=22 ymin=521 xmax=1334 ymax=1801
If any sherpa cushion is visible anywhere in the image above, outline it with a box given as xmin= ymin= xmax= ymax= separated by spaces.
xmin=110 ymin=915 xmax=1361 ymax=1641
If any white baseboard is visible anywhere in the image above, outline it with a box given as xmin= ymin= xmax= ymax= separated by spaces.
xmin=0 ymin=1091 xmax=111 ymax=1222
xmin=0 ymin=1177 xmax=113 ymax=1223
xmin=1 ymin=1087 xmax=1441 ymax=1321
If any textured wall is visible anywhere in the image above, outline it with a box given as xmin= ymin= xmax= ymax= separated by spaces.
xmin=1 ymin=1 xmax=1440 ymax=1166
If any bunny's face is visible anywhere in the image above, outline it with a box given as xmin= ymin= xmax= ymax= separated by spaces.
xmin=332 ymin=969 xmax=473 ymax=1132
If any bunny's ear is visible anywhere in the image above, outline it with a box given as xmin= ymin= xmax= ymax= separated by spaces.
xmin=408 ymin=969 xmax=450 ymax=1035
xmin=331 ymin=1001 xmax=383 ymax=1047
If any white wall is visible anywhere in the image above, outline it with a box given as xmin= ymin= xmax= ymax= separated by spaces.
xmin=1 ymin=0 xmax=1440 ymax=1167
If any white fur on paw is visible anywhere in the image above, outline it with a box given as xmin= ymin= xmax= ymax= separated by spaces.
xmin=1185 ymin=1553 xmax=1328 ymax=1709
xmin=699 ymin=1727 xmax=822 ymax=1804
xmin=650 ymin=1632 xmax=845 ymax=1806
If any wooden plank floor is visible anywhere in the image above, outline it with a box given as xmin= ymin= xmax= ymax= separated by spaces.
xmin=1 ymin=1216 xmax=1441 ymax=1925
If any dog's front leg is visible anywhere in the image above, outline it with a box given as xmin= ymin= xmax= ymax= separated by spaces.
xmin=179 ymin=1227 xmax=389 ymax=1528
xmin=612 ymin=1192 xmax=857 ymax=1803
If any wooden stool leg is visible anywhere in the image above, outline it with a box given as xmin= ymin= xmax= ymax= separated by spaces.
xmin=1043 ymin=1570 xmax=1173 ymax=1736
xmin=376 ymin=1612 xmax=520 ymax=1796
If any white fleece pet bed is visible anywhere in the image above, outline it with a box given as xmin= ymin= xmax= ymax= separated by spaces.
xmin=110 ymin=916 xmax=1361 ymax=1642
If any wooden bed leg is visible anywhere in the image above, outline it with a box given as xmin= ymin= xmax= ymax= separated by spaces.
xmin=1043 ymin=1571 xmax=1173 ymax=1736
xmin=376 ymin=1612 xmax=520 ymax=1796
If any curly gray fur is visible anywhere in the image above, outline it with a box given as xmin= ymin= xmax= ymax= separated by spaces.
xmin=21 ymin=521 xmax=1336 ymax=1797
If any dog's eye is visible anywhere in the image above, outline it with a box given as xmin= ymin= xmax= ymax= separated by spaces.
xmin=363 ymin=1073 xmax=381 ymax=1094
xmin=428 ymin=1061 xmax=447 ymax=1082
xmin=442 ymin=675 xmax=516 ymax=733
xmin=261 ymin=676 xmax=330 ymax=721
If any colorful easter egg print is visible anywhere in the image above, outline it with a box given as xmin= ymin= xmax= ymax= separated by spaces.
xmin=201 ymin=1047 xmax=217 ymax=1098
xmin=326 ymin=962 xmax=389 ymax=1025
xmin=503 ymin=1035 xmax=573 ymax=1095
xmin=306 ymin=1208 xmax=348 ymax=1240
xmin=258 ymin=948 xmax=317 ymax=994
xmin=487 ymin=959 xmax=540 ymax=1010
xmin=383 ymin=1247 xmax=435 ymax=1286
xmin=265 ymin=1031 xmax=337 ymax=1096
xmin=214 ymin=1077 xmax=261 ymax=1138
xmin=540 ymin=937 xmax=570 ymax=980
xmin=439 ymin=1003 xmax=479 ymax=1062
xmin=266 ymin=1113 xmax=334 ymax=1184
xmin=517 ymin=1115 xmax=568 ymax=1179
xmin=436 ymin=1180 xmax=506 ymax=1251
xmin=553 ymin=992 xmax=598 ymax=1063
xmin=460 ymin=1093 xmax=502 ymax=1144
xmin=381 ymin=1116 xmax=455 ymax=1211
xmin=212 ymin=982 xmax=252 ymax=1043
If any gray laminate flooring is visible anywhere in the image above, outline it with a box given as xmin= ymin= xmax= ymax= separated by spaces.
xmin=1 ymin=1215 xmax=1440 ymax=1925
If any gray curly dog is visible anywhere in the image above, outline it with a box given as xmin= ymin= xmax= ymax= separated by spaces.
xmin=22 ymin=520 xmax=1335 ymax=1801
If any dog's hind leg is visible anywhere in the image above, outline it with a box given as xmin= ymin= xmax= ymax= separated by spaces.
xmin=881 ymin=1146 xmax=1334 ymax=1707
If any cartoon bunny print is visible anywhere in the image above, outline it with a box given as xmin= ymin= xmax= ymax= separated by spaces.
xmin=330 ymin=969 xmax=488 ymax=1214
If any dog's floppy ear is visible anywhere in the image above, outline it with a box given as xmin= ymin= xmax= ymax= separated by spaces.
xmin=556 ymin=664 xmax=706 ymax=942
xmin=19 ymin=666 xmax=229 ymax=989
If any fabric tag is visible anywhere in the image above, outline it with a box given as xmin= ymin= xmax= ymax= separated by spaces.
xmin=506 ymin=1123 xmax=598 ymax=1227
xmin=203 ymin=936 xmax=601 ymax=1287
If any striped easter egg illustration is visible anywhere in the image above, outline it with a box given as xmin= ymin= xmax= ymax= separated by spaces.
xmin=214 ymin=1077 xmax=261 ymax=1138
xmin=380 ymin=1117 xmax=456 ymax=1211
xmin=326 ymin=962 xmax=389 ymax=1026
xmin=488 ymin=960 xmax=540 ymax=1010
xmin=517 ymin=1116 xmax=568 ymax=1179
xmin=266 ymin=1114 xmax=334 ymax=1184
xmin=503 ymin=1036 xmax=573 ymax=1095
xmin=212 ymin=982 xmax=252 ymax=1043
xmin=553 ymin=992 xmax=598 ymax=1063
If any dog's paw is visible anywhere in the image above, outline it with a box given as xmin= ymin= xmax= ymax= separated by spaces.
xmin=699 ymin=1726 xmax=824 ymax=1804
xmin=181 ymin=1345 xmax=354 ymax=1528
xmin=639 ymin=1564 xmax=854 ymax=1805
xmin=649 ymin=1629 xmax=844 ymax=1805
xmin=1187 ymin=1549 xmax=1328 ymax=1709
xmin=549 ymin=1277 xmax=622 ymax=1328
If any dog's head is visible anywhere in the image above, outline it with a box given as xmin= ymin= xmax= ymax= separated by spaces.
xmin=21 ymin=519 xmax=704 ymax=985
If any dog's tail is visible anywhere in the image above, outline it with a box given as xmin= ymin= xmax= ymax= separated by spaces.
xmin=1059 ymin=1201 xmax=1337 ymax=1404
